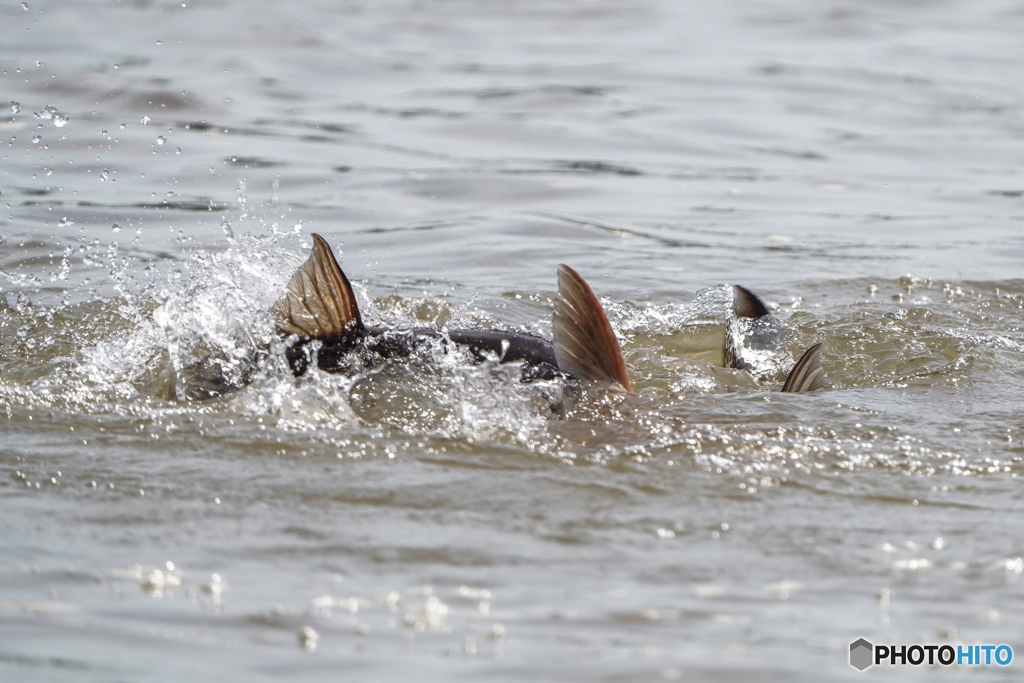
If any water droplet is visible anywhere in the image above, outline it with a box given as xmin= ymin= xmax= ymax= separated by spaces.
xmin=119 ymin=122 xmax=126 ymax=130
xmin=34 ymin=105 xmax=56 ymax=121
xmin=111 ymin=223 xmax=121 ymax=233
xmin=155 ymin=40 xmax=163 ymax=46
xmin=113 ymin=64 xmax=119 ymax=70
xmin=21 ymin=2 xmax=28 ymax=9
xmin=100 ymin=169 xmax=109 ymax=181
xmin=298 ymin=626 xmax=318 ymax=653
xmin=57 ymin=216 xmax=73 ymax=227
xmin=141 ymin=116 xmax=150 ymax=125
xmin=10 ymin=101 xmax=20 ymax=114
xmin=221 ymin=219 xmax=233 ymax=240
xmin=53 ymin=114 xmax=69 ymax=127
xmin=156 ymin=135 xmax=165 ymax=145
xmin=31 ymin=135 xmax=41 ymax=144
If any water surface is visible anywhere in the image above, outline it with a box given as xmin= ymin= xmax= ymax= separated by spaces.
xmin=3 ymin=0 xmax=1024 ymax=680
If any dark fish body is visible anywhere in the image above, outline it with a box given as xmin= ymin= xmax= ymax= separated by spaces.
xmin=181 ymin=349 xmax=267 ymax=401
xmin=184 ymin=327 xmax=560 ymax=401
xmin=286 ymin=326 xmax=560 ymax=380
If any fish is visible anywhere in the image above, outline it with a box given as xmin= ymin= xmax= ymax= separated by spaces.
xmin=270 ymin=233 xmax=562 ymax=382
xmin=659 ymin=282 xmax=788 ymax=373
xmin=781 ymin=343 xmax=827 ymax=393
xmin=181 ymin=233 xmax=825 ymax=399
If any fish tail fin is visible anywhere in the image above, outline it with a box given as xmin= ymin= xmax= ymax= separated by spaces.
xmin=271 ymin=233 xmax=364 ymax=339
xmin=553 ymin=264 xmax=632 ymax=391
xmin=732 ymin=285 xmax=770 ymax=319
xmin=781 ymin=343 xmax=827 ymax=392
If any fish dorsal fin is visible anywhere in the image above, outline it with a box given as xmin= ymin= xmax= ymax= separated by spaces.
xmin=781 ymin=343 xmax=827 ymax=393
xmin=271 ymin=233 xmax=363 ymax=339
xmin=733 ymin=285 xmax=770 ymax=319
xmin=553 ymin=264 xmax=632 ymax=391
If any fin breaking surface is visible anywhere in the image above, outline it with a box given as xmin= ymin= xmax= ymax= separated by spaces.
xmin=553 ymin=264 xmax=632 ymax=391
xmin=733 ymin=285 xmax=771 ymax=319
xmin=271 ymin=233 xmax=363 ymax=339
xmin=782 ymin=343 xmax=827 ymax=393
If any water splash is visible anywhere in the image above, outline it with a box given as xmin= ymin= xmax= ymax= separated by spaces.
xmin=33 ymin=104 xmax=57 ymax=121
xmin=1 ymin=226 xmax=1020 ymax=481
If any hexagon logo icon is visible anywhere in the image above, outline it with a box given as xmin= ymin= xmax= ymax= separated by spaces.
xmin=850 ymin=638 xmax=874 ymax=671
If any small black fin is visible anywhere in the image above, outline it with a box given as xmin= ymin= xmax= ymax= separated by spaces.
xmin=733 ymin=285 xmax=771 ymax=319
xmin=553 ymin=264 xmax=632 ymax=391
xmin=781 ymin=343 xmax=827 ymax=393
xmin=271 ymin=233 xmax=364 ymax=339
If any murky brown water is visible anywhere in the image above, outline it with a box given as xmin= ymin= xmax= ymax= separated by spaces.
xmin=3 ymin=0 xmax=1024 ymax=680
